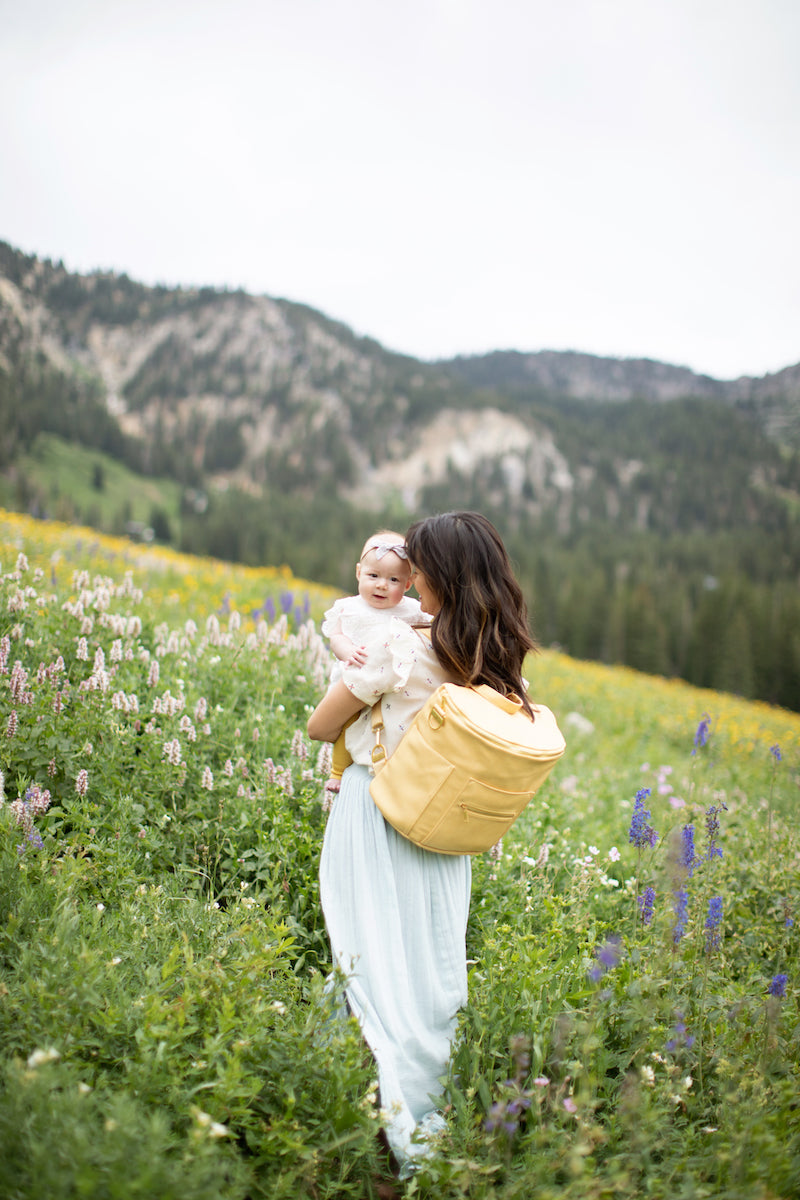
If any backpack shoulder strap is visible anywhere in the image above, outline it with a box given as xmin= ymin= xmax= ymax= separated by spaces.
xmin=472 ymin=683 xmax=524 ymax=715
xmin=370 ymin=699 xmax=387 ymax=770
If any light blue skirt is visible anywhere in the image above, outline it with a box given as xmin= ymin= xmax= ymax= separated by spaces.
xmin=319 ymin=764 xmax=472 ymax=1168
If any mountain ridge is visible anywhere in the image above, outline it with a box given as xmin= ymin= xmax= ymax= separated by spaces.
xmin=2 ymin=239 xmax=800 ymax=709
xmin=2 ymin=238 xmax=799 ymax=517
xmin=444 ymin=347 xmax=728 ymax=398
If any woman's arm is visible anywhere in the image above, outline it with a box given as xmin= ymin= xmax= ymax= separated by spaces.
xmin=307 ymin=679 xmax=366 ymax=743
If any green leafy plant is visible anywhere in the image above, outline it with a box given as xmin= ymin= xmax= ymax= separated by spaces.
xmin=1 ymin=523 xmax=799 ymax=1199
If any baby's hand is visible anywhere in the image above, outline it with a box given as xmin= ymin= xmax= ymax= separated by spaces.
xmin=345 ymin=645 xmax=368 ymax=667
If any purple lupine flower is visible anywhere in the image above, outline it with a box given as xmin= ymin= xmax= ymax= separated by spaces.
xmin=679 ymin=825 xmax=697 ymax=876
xmin=629 ymin=788 xmax=658 ymax=849
xmin=693 ymin=714 xmax=711 ymax=754
xmin=704 ymin=802 xmax=727 ymax=863
xmin=484 ymin=1102 xmax=505 ymax=1133
xmin=280 ymin=590 xmax=294 ymax=615
xmin=666 ymin=1015 xmax=696 ymax=1053
xmin=770 ymin=744 xmax=782 ymax=762
xmin=484 ymin=1101 xmax=523 ymax=1138
xmin=673 ymin=887 xmax=689 ymax=945
xmin=768 ymin=974 xmax=788 ymax=998
xmin=705 ymin=896 xmax=723 ymax=952
xmin=17 ymin=828 xmax=44 ymax=855
xmin=264 ymin=596 xmax=276 ymax=623
xmin=638 ymin=886 xmax=656 ymax=926
xmin=588 ymin=935 xmax=623 ymax=982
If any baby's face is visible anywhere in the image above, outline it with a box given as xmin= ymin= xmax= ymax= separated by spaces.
xmin=356 ymin=548 xmax=412 ymax=610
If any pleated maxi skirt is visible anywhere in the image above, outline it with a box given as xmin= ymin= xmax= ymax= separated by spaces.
xmin=319 ymin=764 xmax=472 ymax=1169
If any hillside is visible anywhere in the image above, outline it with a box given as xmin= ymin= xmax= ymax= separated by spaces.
xmin=2 ymin=512 xmax=798 ymax=1200
xmin=2 ymin=239 xmax=799 ymax=508
xmin=1 ymin=239 xmax=799 ymax=709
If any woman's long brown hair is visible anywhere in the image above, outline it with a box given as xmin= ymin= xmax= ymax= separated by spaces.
xmin=405 ymin=511 xmax=537 ymax=717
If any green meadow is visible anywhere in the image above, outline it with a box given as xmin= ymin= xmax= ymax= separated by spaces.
xmin=1 ymin=509 xmax=798 ymax=1199
xmin=1 ymin=434 xmax=184 ymax=537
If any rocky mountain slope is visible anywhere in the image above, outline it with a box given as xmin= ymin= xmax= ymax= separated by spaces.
xmin=1 ymin=238 xmax=799 ymax=544
xmin=3 ymin=240 xmax=800 ymax=708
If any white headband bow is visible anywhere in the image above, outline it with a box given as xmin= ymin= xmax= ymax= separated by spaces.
xmin=364 ymin=542 xmax=408 ymax=560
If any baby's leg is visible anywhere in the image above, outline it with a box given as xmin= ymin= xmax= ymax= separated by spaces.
xmin=325 ymin=720 xmax=356 ymax=794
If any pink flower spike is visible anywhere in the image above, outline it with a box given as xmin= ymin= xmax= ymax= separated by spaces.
xmin=563 ymin=1097 xmax=577 ymax=1113
xmin=533 ymin=1076 xmax=549 ymax=1087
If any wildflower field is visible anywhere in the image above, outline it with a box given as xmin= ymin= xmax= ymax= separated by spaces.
xmin=1 ymin=508 xmax=799 ymax=1200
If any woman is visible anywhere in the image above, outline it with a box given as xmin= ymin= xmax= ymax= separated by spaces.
xmin=307 ymin=512 xmax=535 ymax=1174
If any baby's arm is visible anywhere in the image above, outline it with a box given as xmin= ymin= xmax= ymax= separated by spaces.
xmin=329 ymin=631 xmax=368 ymax=667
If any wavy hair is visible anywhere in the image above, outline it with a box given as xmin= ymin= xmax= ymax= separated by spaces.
xmin=405 ymin=511 xmax=537 ymax=716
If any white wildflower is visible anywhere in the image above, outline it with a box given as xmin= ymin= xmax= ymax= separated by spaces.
xmin=162 ymin=739 xmax=182 ymax=766
xmin=290 ymin=730 xmax=308 ymax=761
xmin=27 ymin=1047 xmax=60 ymax=1068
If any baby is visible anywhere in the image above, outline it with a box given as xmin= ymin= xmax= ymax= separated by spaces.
xmin=321 ymin=530 xmax=427 ymax=791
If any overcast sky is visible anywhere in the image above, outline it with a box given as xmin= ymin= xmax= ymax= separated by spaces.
xmin=1 ymin=0 xmax=798 ymax=380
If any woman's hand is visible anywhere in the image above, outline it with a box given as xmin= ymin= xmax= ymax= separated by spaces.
xmin=307 ymin=680 xmax=366 ymax=743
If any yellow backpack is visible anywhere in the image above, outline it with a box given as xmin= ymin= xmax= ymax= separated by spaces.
xmin=369 ymin=682 xmax=566 ymax=855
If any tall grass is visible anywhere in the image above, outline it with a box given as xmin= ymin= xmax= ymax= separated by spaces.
xmin=1 ymin=510 xmax=798 ymax=1198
